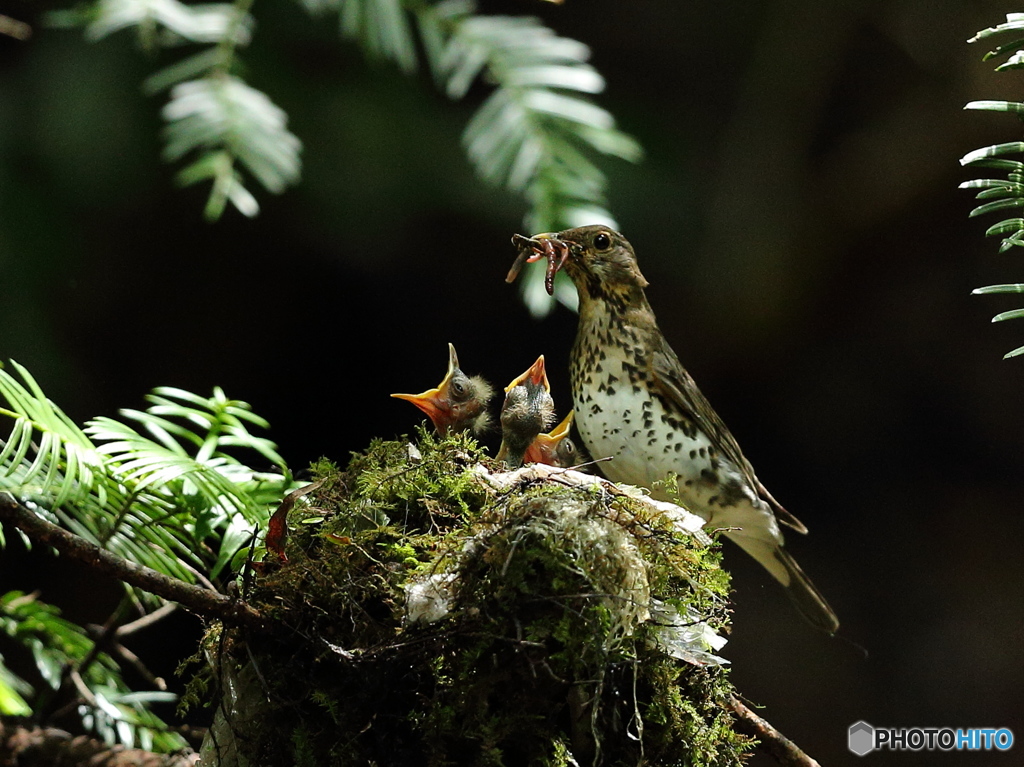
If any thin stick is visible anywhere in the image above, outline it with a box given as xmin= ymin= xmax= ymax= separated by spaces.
xmin=727 ymin=695 xmax=821 ymax=767
xmin=117 ymin=601 xmax=179 ymax=636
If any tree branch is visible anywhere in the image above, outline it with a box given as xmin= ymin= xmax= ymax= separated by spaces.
xmin=0 ymin=494 xmax=266 ymax=631
xmin=727 ymin=695 xmax=821 ymax=767
xmin=0 ymin=720 xmax=196 ymax=767
xmin=0 ymin=15 xmax=31 ymax=40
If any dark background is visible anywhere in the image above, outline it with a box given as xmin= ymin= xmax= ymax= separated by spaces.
xmin=2 ymin=0 xmax=1023 ymax=764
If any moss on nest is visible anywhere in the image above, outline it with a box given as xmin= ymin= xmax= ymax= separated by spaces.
xmin=197 ymin=427 xmax=754 ymax=766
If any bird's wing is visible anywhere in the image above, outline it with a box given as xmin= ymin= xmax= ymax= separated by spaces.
xmin=649 ymin=339 xmax=808 ymax=534
xmin=751 ymin=477 xmax=808 ymax=534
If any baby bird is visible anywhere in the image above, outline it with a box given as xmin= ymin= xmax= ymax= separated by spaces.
xmin=392 ymin=343 xmax=494 ymax=437
xmin=523 ymin=411 xmax=580 ymax=468
xmin=497 ymin=356 xmax=555 ymax=468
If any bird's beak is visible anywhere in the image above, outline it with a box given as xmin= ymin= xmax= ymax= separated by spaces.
xmin=391 ymin=382 xmax=449 ymax=422
xmin=532 ymin=232 xmax=557 ymax=240
xmin=523 ymin=410 xmax=573 ymax=464
xmin=391 ymin=343 xmax=460 ymax=422
xmin=547 ymin=410 xmax=574 ymax=440
xmin=504 ymin=355 xmax=549 ymax=393
xmin=445 ymin=342 xmax=460 ymax=373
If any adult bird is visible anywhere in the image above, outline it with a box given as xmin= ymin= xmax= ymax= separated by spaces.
xmin=497 ymin=355 xmax=555 ymax=469
xmin=512 ymin=226 xmax=839 ymax=633
xmin=392 ymin=343 xmax=494 ymax=437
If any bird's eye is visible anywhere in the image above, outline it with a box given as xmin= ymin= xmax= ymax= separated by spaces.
xmin=593 ymin=232 xmax=612 ymax=251
xmin=450 ymin=380 xmax=467 ymax=398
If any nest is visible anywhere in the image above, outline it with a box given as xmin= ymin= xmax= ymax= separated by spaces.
xmin=193 ymin=429 xmax=753 ymax=767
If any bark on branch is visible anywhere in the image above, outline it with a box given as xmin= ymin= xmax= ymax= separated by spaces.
xmin=0 ymin=720 xmax=196 ymax=767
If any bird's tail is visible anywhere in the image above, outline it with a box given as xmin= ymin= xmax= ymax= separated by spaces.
xmin=725 ymin=532 xmax=839 ymax=634
xmin=775 ymin=547 xmax=839 ymax=634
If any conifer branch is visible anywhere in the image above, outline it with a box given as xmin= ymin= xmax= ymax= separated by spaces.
xmin=0 ymin=494 xmax=266 ymax=630
xmin=962 ymin=14 xmax=1024 ymax=357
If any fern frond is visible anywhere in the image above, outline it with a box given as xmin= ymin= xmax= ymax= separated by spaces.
xmin=63 ymin=0 xmax=300 ymax=220
xmin=84 ymin=0 xmax=251 ymax=46
xmin=973 ymin=283 xmax=1024 ymax=294
xmin=0 ymin=367 xmax=295 ymax=748
xmin=433 ymin=8 xmax=642 ymax=211
xmin=85 ymin=385 xmax=289 ymax=528
xmin=963 ymin=16 xmax=1024 ymax=355
xmin=427 ymin=5 xmax=641 ymax=315
xmin=0 ymin=656 xmax=32 ymax=716
xmin=0 ymin=362 xmax=291 ymax=583
xmin=0 ymin=590 xmax=186 ymax=750
xmin=163 ymin=76 xmax=302 ymax=220
xmin=66 ymin=0 xmax=639 ymax=317
xmin=304 ymin=0 xmax=642 ymax=317
xmin=0 ymin=361 xmax=104 ymax=508
xmin=0 ymin=364 xmax=295 ymax=739
xmin=341 ymin=0 xmax=419 ymax=74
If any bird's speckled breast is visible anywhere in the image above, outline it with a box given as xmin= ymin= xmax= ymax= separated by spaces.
xmin=570 ymin=303 xmax=732 ymax=513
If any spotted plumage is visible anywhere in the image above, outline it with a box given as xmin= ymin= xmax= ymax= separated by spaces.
xmin=518 ymin=225 xmax=838 ymax=633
